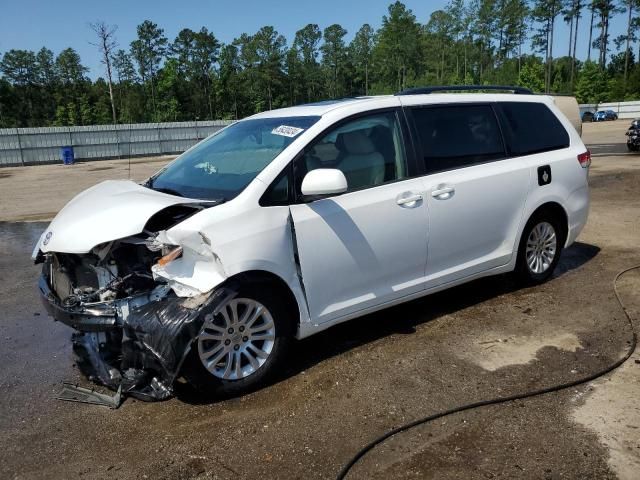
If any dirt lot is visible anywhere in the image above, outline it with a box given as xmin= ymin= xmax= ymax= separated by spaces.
xmin=0 ymin=120 xmax=639 ymax=479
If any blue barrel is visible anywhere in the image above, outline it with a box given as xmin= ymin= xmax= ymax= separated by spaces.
xmin=60 ymin=146 xmax=75 ymax=165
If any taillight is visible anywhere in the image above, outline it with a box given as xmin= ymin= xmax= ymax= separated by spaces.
xmin=578 ymin=150 xmax=591 ymax=168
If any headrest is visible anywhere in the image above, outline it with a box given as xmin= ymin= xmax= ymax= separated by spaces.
xmin=338 ymin=131 xmax=376 ymax=155
xmin=310 ymin=143 xmax=340 ymax=162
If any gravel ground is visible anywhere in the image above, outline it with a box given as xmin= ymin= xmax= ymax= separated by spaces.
xmin=0 ymin=120 xmax=638 ymax=480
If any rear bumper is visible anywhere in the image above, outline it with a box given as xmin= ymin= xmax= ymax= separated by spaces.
xmin=38 ymin=275 xmax=118 ymax=332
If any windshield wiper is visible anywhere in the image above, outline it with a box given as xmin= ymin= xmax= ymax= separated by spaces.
xmin=153 ymin=187 xmax=185 ymax=197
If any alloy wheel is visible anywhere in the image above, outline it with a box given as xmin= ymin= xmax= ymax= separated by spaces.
xmin=197 ymin=298 xmax=276 ymax=380
xmin=525 ymin=221 xmax=557 ymax=274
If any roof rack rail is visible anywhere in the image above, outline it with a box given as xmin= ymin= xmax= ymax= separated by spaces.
xmin=395 ymin=85 xmax=533 ymax=96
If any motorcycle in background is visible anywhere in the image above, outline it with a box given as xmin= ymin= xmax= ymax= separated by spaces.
xmin=626 ymin=119 xmax=640 ymax=151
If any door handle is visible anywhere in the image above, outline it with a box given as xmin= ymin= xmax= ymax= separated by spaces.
xmin=431 ymin=186 xmax=455 ymax=199
xmin=396 ymin=193 xmax=423 ymax=206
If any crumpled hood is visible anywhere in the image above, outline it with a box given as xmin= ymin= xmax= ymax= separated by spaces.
xmin=38 ymin=180 xmax=200 ymax=254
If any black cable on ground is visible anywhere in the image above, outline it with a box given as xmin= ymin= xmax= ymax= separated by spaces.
xmin=336 ymin=265 xmax=640 ymax=480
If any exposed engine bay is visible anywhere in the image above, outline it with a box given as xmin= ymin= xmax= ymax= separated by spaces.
xmin=36 ymin=201 xmax=236 ymax=403
xmin=46 ymin=235 xmax=160 ymax=308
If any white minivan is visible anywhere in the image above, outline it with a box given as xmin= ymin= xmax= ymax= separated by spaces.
xmin=36 ymin=87 xmax=590 ymax=399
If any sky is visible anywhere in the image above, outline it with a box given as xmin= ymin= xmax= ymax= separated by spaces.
xmin=0 ymin=0 xmax=631 ymax=79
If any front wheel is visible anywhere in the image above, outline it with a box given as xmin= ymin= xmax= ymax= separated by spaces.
xmin=182 ymin=285 xmax=293 ymax=397
xmin=515 ymin=214 xmax=564 ymax=285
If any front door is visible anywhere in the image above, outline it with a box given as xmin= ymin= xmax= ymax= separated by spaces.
xmin=289 ymin=110 xmax=429 ymax=324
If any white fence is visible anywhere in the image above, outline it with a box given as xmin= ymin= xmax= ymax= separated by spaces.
xmin=579 ymin=101 xmax=640 ymax=119
xmin=0 ymin=120 xmax=234 ymax=167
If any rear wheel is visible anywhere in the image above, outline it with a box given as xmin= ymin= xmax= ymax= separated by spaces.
xmin=183 ymin=284 xmax=293 ymax=397
xmin=515 ymin=213 xmax=564 ymax=285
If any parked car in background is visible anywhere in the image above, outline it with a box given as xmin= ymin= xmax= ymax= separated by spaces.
xmin=593 ymin=110 xmax=618 ymax=121
xmin=35 ymin=86 xmax=591 ymax=398
xmin=581 ymin=111 xmax=595 ymax=122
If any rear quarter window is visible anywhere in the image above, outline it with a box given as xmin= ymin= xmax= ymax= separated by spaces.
xmin=498 ymin=102 xmax=570 ymax=156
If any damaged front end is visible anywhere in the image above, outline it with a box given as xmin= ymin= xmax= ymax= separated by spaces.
xmin=36 ymin=193 xmax=234 ymax=403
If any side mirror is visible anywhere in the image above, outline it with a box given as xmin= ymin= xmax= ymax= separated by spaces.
xmin=301 ymin=169 xmax=348 ymax=197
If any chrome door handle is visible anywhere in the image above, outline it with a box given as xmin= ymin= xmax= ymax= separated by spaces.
xmin=431 ymin=186 xmax=455 ymax=199
xmin=396 ymin=193 xmax=423 ymax=206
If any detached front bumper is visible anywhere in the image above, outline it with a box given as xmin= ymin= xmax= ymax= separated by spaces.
xmin=38 ymin=275 xmax=118 ymax=332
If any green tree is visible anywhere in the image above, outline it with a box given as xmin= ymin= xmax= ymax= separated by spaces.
xmin=591 ymin=1 xmax=625 ymax=69
xmin=0 ymin=49 xmax=37 ymax=85
xmin=285 ymin=45 xmax=303 ymax=105
xmin=471 ymin=0 xmax=498 ymax=81
xmin=171 ymin=27 xmax=220 ymax=119
xmin=531 ymin=0 xmax=563 ymax=92
xmin=130 ymin=20 xmax=168 ymax=119
xmin=426 ymin=10 xmax=454 ymax=84
xmin=293 ymin=24 xmax=323 ymax=102
xmin=608 ymin=48 xmax=635 ymax=75
xmin=575 ymin=60 xmax=609 ymax=102
xmin=0 ymin=49 xmax=39 ymax=125
xmin=373 ymin=1 xmax=423 ymax=92
xmin=615 ymin=0 xmax=640 ymax=93
xmin=156 ymin=58 xmax=182 ymax=121
xmin=219 ymin=44 xmax=242 ymax=118
xmin=55 ymin=48 xmax=89 ymax=124
xmin=321 ymin=24 xmax=348 ymax=98
xmin=56 ymin=48 xmax=88 ymax=85
xmin=497 ymin=0 xmax=529 ymax=62
xmin=112 ymin=49 xmax=138 ymax=123
xmin=563 ymin=0 xmax=584 ymax=89
xmin=0 ymin=77 xmax=17 ymax=127
xmin=349 ymin=24 xmax=375 ymax=95
xmin=253 ymin=26 xmax=286 ymax=111
xmin=517 ymin=59 xmax=546 ymax=92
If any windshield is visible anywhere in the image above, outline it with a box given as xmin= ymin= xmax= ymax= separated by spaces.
xmin=148 ymin=116 xmax=320 ymax=200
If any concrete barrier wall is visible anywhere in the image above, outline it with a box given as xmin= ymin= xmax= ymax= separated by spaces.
xmin=0 ymin=120 xmax=234 ymax=167
xmin=579 ymin=101 xmax=640 ymax=120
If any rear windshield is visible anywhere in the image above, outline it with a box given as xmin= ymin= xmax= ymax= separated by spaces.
xmin=498 ymin=102 xmax=569 ymax=157
xmin=148 ymin=116 xmax=320 ymax=200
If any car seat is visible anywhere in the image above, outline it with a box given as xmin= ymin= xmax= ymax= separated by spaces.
xmin=336 ymin=130 xmax=385 ymax=190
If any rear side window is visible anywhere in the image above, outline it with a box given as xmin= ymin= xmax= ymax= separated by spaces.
xmin=410 ymin=105 xmax=505 ymax=173
xmin=498 ymin=102 xmax=570 ymax=156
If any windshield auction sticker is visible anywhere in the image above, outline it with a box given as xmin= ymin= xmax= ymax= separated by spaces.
xmin=272 ymin=125 xmax=304 ymax=138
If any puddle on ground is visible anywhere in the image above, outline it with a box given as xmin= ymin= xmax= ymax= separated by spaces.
xmin=461 ymin=332 xmax=582 ymax=371
xmin=0 ymin=221 xmax=49 ymax=255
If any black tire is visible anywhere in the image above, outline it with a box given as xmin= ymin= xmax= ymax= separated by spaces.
xmin=628 ymin=143 xmax=636 ymax=151
xmin=182 ymin=283 xmax=294 ymax=398
xmin=515 ymin=211 xmax=564 ymax=285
